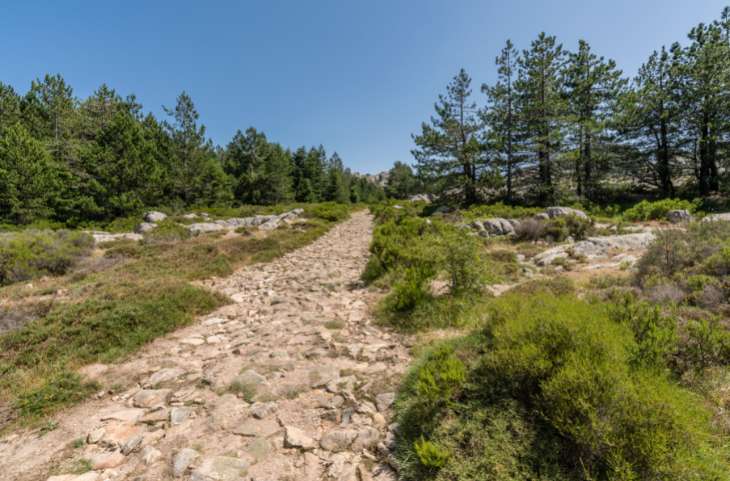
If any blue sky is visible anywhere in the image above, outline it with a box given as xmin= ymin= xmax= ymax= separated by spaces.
xmin=1 ymin=1 xmax=728 ymax=173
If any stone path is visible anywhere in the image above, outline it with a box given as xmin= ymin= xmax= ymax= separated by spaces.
xmin=0 ymin=211 xmax=408 ymax=481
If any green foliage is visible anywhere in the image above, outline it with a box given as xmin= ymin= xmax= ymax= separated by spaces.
xmin=0 ymin=229 xmax=93 ymax=286
xmin=304 ymin=202 xmax=351 ymax=222
xmin=394 ymin=293 xmax=728 ymax=481
xmin=514 ymin=215 xmax=592 ymax=242
xmin=0 ymin=124 xmax=64 ymax=224
xmin=14 ymin=371 xmax=97 ymax=420
xmin=462 ymin=203 xmax=542 ymax=220
xmin=142 ymin=219 xmax=192 ymax=244
xmin=623 ymin=198 xmax=699 ymax=221
xmin=385 ymin=161 xmax=421 ymax=199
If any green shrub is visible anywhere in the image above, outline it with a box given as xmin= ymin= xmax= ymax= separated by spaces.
xmin=304 ymin=202 xmax=351 ymax=222
xmin=142 ymin=219 xmax=192 ymax=244
xmin=624 ymin=198 xmax=699 ymax=222
xmin=462 ymin=203 xmax=542 ymax=220
xmin=514 ymin=215 xmax=591 ymax=242
xmin=384 ymin=267 xmax=434 ymax=313
xmin=0 ymin=230 xmax=93 ymax=286
xmin=394 ymin=293 xmax=728 ymax=481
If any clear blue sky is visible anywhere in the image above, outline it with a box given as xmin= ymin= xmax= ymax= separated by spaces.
xmin=1 ymin=1 xmax=727 ymax=173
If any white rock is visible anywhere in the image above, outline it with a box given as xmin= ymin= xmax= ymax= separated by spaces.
xmin=284 ymin=425 xmax=316 ymax=451
xmin=145 ymin=211 xmax=167 ymax=223
xmin=172 ymin=448 xmax=200 ymax=477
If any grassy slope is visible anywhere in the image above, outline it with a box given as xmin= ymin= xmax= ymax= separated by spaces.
xmin=0 ymin=203 xmax=351 ymax=429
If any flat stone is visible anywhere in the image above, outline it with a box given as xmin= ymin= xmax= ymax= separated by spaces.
xmin=74 ymin=474 xmax=100 ymax=481
xmin=173 ymin=448 xmax=200 ymax=477
xmin=90 ymin=451 xmax=126 ymax=470
xmin=46 ymin=476 xmax=76 ymax=481
xmin=320 ymin=428 xmax=358 ymax=452
xmin=139 ymin=408 xmax=169 ymax=424
xmin=231 ymin=418 xmax=281 ymax=438
xmin=284 ymin=426 xmax=316 ymax=451
xmin=133 ymin=389 xmax=170 ymax=408
xmin=352 ymin=427 xmax=380 ymax=452
xmin=144 ymin=367 xmax=185 ymax=387
xmin=375 ymin=392 xmax=395 ymax=412
xmin=142 ymin=445 xmax=162 ymax=465
xmin=170 ymin=407 xmax=194 ymax=425
xmin=249 ymin=402 xmax=276 ymax=420
xmin=181 ymin=337 xmax=205 ymax=346
xmin=121 ymin=434 xmax=143 ymax=455
xmin=191 ymin=456 xmax=249 ymax=481
xmin=87 ymin=427 xmax=105 ymax=444
xmin=100 ymin=408 xmax=145 ymax=422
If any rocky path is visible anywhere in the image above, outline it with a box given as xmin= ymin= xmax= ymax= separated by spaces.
xmin=0 ymin=211 xmax=408 ymax=481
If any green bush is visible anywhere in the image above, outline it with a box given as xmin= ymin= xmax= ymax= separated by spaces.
xmin=304 ymin=202 xmax=351 ymax=222
xmin=624 ymin=198 xmax=699 ymax=222
xmin=0 ymin=230 xmax=93 ymax=286
xmin=394 ymin=293 xmax=728 ymax=481
xmin=514 ymin=215 xmax=591 ymax=242
xmin=462 ymin=203 xmax=542 ymax=220
xmin=142 ymin=219 xmax=192 ymax=244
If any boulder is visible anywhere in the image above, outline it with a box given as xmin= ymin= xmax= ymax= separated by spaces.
xmin=667 ymin=209 xmax=693 ymax=223
xmin=191 ymin=456 xmax=249 ymax=481
xmin=188 ymin=223 xmax=226 ymax=234
xmin=90 ymin=232 xmax=143 ymax=243
xmin=480 ymin=218 xmax=517 ymax=237
xmin=544 ymin=207 xmax=589 ymax=220
xmin=135 ymin=222 xmax=157 ymax=233
xmin=144 ymin=211 xmax=167 ymax=223
xmin=320 ymin=428 xmax=358 ymax=452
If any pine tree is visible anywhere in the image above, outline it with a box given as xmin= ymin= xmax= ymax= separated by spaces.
xmin=683 ymin=19 xmax=729 ymax=195
xmin=618 ymin=46 xmax=685 ymax=196
xmin=563 ymin=40 xmax=626 ymax=200
xmin=0 ymin=83 xmax=21 ymax=132
xmin=81 ymin=110 xmax=165 ymax=218
xmin=385 ymin=161 xmax=419 ymax=199
xmin=163 ymin=92 xmax=231 ymax=206
xmin=324 ymin=152 xmax=350 ymax=203
xmin=483 ymin=40 xmax=521 ymax=202
xmin=0 ymin=124 xmax=63 ymax=223
xmin=413 ymin=69 xmax=485 ymax=205
xmin=515 ymin=33 xmax=566 ymax=204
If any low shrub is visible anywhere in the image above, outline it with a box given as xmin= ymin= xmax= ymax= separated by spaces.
xmin=394 ymin=293 xmax=728 ymax=481
xmin=623 ymin=198 xmax=699 ymax=222
xmin=0 ymin=230 xmax=93 ymax=286
xmin=462 ymin=203 xmax=542 ymax=220
xmin=514 ymin=215 xmax=591 ymax=242
xmin=304 ymin=202 xmax=351 ymax=222
xmin=142 ymin=219 xmax=192 ymax=244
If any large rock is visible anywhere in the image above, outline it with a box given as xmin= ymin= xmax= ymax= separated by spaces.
xmin=533 ymin=232 xmax=655 ymax=266
xmin=188 ymin=222 xmax=226 ymax=234
xmin=191 ymin=456 xmax=249 ymax=481
xmin=284 ymin=425 xmax=316 ymax=451
xmin=544 ymin=206 xmax=589 ymax=220
xmin=320 ymin=428 xmax=358 ymax=452
xmin=667 ymin=209 xmax=693 ymax=223
xmin=173 ymin=448 xmax=200 ymax=477
xmin=477 ymin=218 xmax=517 ymax=237
xmin=145 ymin=211 xmax=167 ymax=223
xmin=135 ymin=222 xmax=157 ymax=233
xmin=702 ymin=213 xmax=730 ymax=222
xmin=90 ymin=232 xmax=143 ymax=243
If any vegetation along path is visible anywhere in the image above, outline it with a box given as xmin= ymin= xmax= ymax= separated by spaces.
xmin=0 ymin=211 xmax=408 ymax=481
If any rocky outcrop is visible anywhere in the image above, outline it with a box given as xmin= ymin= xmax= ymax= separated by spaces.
xmin=188 ymin=209 xmax=304 ymax=234
xmin=472 ymin=218 xmax=518 ymax=237
xmin=144 ymin=211 xmax=168 ymax=223
xmin=702 ymin=213 xmax=730 ymax=222
xmin=89 ymin=232 xmax=143 ymax=243
xmin=533 ymin=232 xmax=655 ymax=266
xmin=545 ymin=206 xmax=589 ymax=220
